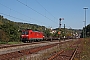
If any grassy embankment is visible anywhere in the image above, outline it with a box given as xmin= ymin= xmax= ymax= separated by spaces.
xmin=80 ymin=38 xmax=90 ymax=60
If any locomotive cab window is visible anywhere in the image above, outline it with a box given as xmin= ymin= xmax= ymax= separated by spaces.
xmin=22 ymin=31 xmax=29 ymax=35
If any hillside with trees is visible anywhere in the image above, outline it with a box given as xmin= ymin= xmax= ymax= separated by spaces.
xmin=0 ymin=15 xmax=89 ymax=43
xmin=0 ymin=15 xmax=47 ymax=42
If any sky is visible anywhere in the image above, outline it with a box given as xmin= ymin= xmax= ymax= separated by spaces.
xmin=0 ymin=0 xmax=90 ymax=29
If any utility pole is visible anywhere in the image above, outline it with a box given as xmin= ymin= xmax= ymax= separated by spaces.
xmin=58 ymin=18 xmax=64 ymax=42
xmin=83 ymin=21 xmax=85 ymax=38
xmin=64 ymin=24 xmax=65 ymax=41
xmin=83 ymin=7 xmax=88 ymax=38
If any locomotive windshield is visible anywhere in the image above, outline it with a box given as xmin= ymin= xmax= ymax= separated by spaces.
xmin=22 ymin=31 xmax=29 ymax=35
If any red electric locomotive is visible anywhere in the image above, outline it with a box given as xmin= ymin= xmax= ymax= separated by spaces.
xmin=21 ymin=29 xmax=44 ymax=42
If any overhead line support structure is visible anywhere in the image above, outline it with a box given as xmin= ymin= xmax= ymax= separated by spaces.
xmin=83 ymin=7 xmax=88 ymax=38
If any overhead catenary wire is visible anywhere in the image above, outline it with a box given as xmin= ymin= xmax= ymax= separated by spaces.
xmin=0 ymin=13 xmax=30 ymax=23
xmin=16 ymin=0 xmax=57 ymax=24
xmin=0 ymin=12 xmax=50 ymax=31
xmin=0 ymin=2 xmax=32 ymax=20
xmin=0 ymin=2 xmax=48 ymax=25
xmin=35 ymin=0 xmax=58 ymax=21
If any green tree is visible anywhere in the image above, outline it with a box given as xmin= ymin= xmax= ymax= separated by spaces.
xmin=86 ymin=24 xmax=90 ymax=37
xmin=0 ymin=29 xmax=9 ymax=42
xmin=1 ymin=23 xmax=20 ymax=42
xmin=44 ymin=29 xmax=51 ymax=37
xmin=81 ymin=24 xmax=90 ymax=38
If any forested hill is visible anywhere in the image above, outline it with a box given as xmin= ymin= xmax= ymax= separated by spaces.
xmin=0 ymin=15 xmax=46 ymax=42
xmin=0 ymin=15 xmax=90 ymax=42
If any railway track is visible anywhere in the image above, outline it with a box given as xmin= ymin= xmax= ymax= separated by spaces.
xmin=47 ymin=39 xmax=81 ymax=60
xmin=0 ymin=41 xmax=51 ymax=49
xmin=0 ymin=39 xmax=72 ymax=49
xmin=0 ymin=39 xmax=79 ymax=60
xmin=47 ymin=48 xmax=78 ymax=60
xmin=0 ymin=43 xmax=59 ymax=60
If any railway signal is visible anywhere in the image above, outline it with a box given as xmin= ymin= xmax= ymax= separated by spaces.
xmin=58 ymin=18 xmax=64 ymax=42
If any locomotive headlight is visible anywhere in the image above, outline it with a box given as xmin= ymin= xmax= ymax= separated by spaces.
xmin=26 ymin=35 xmax=29 ymax=36
xmin=21 ymin=35 xmax=24 ymax=36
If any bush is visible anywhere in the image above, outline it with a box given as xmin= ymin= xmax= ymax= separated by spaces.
xmin=0 ymin=29 xmax=9 ymax=42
